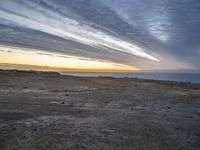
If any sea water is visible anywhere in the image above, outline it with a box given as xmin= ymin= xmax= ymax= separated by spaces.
xmin=61 ymin=72 xmax=200 ymax=83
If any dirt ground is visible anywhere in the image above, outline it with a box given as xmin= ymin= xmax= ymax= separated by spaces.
xmin=0 ymin=70 xmax=200 ymax=150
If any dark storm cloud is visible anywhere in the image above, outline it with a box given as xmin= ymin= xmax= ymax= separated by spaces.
xmin=0 ymin=0 xmax=199 ymax=70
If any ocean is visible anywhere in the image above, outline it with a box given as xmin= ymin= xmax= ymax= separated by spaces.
xmin=61 ymin=72 xmax=200 ymax=83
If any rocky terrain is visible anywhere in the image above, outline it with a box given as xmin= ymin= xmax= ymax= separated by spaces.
xmin=0 ymin=70 xmax=199 ymax=150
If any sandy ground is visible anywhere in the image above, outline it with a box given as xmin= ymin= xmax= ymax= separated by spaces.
xmin=0 ymin=70 xmax=199 ymax=150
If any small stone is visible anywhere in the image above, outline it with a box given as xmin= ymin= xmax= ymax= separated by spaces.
xmin=1 ymin=138 xmax=5 ymax=142
xmin=65 ymin=94 xmax=69 ymax=96
xmin=187 ymin=140 xmax=191 ymax=143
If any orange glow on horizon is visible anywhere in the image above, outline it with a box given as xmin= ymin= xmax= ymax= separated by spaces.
xmin=0 ymin=46 xmax=139 ymax=72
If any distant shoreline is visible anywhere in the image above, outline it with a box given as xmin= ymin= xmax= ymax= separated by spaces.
xmin=0 ymin=69 xmax=200 ymax=85
xmin=61 ymin=71 xmax=200 ymax=84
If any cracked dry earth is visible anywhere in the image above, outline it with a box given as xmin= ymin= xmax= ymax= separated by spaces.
xmin=0 ymin=70 xmax=200 ymax=150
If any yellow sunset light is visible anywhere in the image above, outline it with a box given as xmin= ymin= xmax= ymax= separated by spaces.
xmin=0 ymin=46 xmax=139 ymax=72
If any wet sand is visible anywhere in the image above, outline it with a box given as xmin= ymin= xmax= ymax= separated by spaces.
xmin=0 ymin=70 xmax=200 ymax=150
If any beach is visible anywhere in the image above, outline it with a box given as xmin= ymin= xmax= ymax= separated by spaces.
xmin=0 ymin=69 xmax=200 ymax=150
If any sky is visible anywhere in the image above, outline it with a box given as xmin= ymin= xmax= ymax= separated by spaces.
xmin=0 ymin=0 xmax=200 ymax=71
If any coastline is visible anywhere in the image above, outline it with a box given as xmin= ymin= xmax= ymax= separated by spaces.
xmin=61 ymin=71 xmax=200 ymax=83
xmin=1 ymin=69 xmax=200 ymax=84
xmin=0 ymin=69 xmax=200 ymax=150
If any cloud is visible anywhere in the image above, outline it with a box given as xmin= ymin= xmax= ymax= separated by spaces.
xmin=0 ymin=0 xmax=199 ymax=70
xmin=100 ymin=0 xmax=200 ymax=68
xmin=0 ymin=0 xmax=158 ymax=61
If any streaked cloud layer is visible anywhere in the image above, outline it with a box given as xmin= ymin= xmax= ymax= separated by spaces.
xmin=0 ymin=0 xmax=200 ymax=70
xmin=0 ymin=45 xmax=137 ymax=71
